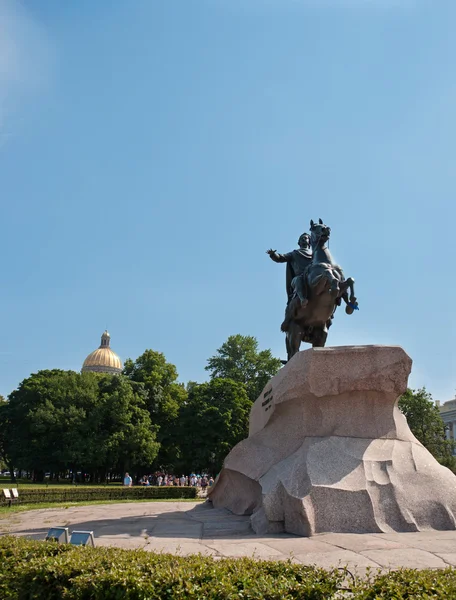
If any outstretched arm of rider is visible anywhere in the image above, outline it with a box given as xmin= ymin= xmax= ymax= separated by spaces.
xmin=266 ymin=249 xmax=290 ymax=263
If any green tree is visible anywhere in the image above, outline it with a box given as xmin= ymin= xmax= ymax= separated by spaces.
xmin=399 ymin=388 xmax=455 ymax=469
xmin=93 ymin=376 xmax=159 ymax=475
xmin=123 ymin=350 xmax=187 ymax=469
xmin=178 ymin=378 xmax=251 ymax=474
xmin=206 ymin=335 xmax=282 ymax=402
xmin=5 ymin=370 xmax=159 ymax=481
xmin=6 ymin=370 xmax=99 ymax=480
xmin=0 ymin=395 xmax=12 ymax=476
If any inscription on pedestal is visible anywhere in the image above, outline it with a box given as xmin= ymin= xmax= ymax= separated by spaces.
xmin=262 ymin=388 xmax=273 ymax=411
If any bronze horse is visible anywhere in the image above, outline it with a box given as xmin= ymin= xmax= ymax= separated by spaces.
xmin=280 ymin=219 xmax=358 ymax=360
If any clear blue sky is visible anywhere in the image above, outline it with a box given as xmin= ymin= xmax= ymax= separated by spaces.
xmin=1 ymin=0 xmax=455 ymax=401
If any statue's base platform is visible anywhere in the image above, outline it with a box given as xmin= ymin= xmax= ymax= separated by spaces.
xmin=208 ymin=346 xmax=456 ymax=536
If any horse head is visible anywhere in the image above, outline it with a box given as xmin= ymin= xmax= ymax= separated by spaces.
xmin=310 ymin=218 xmax=331 ymax=248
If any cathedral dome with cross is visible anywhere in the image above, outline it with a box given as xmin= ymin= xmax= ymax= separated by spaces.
xmin=82 ymin=330 xmax=123 ymax=375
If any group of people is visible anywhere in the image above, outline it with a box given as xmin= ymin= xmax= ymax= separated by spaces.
xmin=123 ymin=472 xmax=215 ymax=489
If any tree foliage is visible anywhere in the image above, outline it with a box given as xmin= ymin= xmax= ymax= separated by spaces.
xmin=123 ymin=350 xmax=187 ymax=469
xmin=178 ymin=378 xmax=251 ymax=474
xmin=1 ymin=338 xmax=280 ymax=478
xmin=0 ymin=395 xmax=9 ymax=473
xmin=399 ymin=387 xmax=455 ymax=468
xmin=205 ymin=334 xmax=282 ymax=402
xmin=3 ymin=370 xmax=158 ymax=481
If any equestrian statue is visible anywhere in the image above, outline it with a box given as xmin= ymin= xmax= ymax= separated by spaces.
xmin=267 ymin=219 xmax=358 ymax=361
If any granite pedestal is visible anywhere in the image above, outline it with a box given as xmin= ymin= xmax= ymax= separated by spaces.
xmin=209 ymin=346 xmax=456 ymax=536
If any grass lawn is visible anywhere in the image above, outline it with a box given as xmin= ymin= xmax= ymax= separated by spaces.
xmin=0 ymin=497 xmax=203 ymax=516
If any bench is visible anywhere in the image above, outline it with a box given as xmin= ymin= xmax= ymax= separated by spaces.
xmin=2 ymin=489 xmax=11 ymax=507
xmin=2 ymin=488 xmax=19 ymax=507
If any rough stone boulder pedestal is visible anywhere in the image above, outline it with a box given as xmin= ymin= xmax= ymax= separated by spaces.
xmin=208 ymin=346 xmax=456 ymax=536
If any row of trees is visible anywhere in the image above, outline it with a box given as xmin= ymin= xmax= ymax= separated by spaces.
xmin=0 ymin=334 xmax=454 ymax=482
xmin=0 ymin=335 xmax=281 ymax=481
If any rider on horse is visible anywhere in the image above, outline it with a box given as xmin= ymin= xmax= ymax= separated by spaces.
xmin=266 ymin=233 xmax=312 ymax=308
xmin=267 ymin=221 xmax=358 ymax=360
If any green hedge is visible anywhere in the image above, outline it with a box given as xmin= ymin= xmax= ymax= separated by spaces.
xmin=1 ymin=537 xmax=456 ymax=599
xmin=0 ymin=485 xmax=197 ymax=505
xmin=0 ymin=536 xmax=343 ymax=599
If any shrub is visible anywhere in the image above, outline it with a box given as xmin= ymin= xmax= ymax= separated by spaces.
xmin=1 ymin=537 xmax=456 ymax=599
xmin=0 ymin=536 xmax=343 ymax=599
xmin=354 ymin=567 xmax=456 ymax=599
xmin=0 ymin=485 xmax=197 ymax=505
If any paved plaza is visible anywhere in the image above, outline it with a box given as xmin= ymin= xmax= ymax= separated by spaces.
xmin=1 ymin=501 xmax=456 ymax=572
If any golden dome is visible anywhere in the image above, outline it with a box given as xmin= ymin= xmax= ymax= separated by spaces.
xmin=82 ymin=330 xmax=123 ymax=374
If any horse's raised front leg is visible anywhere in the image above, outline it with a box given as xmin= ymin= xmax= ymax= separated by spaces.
xmin=341 ymin=277 xmax=358 ymax=314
